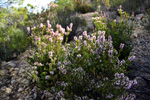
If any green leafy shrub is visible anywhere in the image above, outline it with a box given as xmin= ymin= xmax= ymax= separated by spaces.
xmin=109 ymin=7 xmax=135 ymax=60
xmin=74 ymin=0 xmax=94 ymax=14
xmin=103 ymin=0 xmax=111 ymax=9
xmin=109 ymin=0 xmax=145 ymax=13
xmin=0 ymin=25 xmax=29 ymax=61
xmin=0 ymin=7 xmax=29 ymax=61
xmin=92 ymin=14 xmax=107 ymax=32
xmin=27 ymin=21 xmax=137 ymax=100
xmin=25 ymin=1 xmax=88 ymax=43
xmin=93 ymin=6 xmax=135 ymax=60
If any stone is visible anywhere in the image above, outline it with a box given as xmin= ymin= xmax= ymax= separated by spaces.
xmin=11 ymin=71 xmax=17 ymax=76
xmin=76 ymin=12 xmax=96 ymax=35
xmin=21 ymin=79 xmax=30 ymax=87
xmin=9 ymin=68 xmax=14 ymax=72
xmin=15 ymin=68 xmax=19 ymax=71
xmin=1 ymin=86 xmax=7 ymax=91
xmin=0 ymin=69 xmax=8 ymax=76
xmin=135 ymin=14 xmax=144 ymax=20
xmin=134 ymin=77 xmax=147 ymax=87
xmin=11 ymin=80 xmax=16 ymax=85
xmin=48 ymin=97 xmax=54 ymax=100
xmin=0 ymin=81 xmax=3 ymax=86
xmin=6 ymin=88 xmax=12 ymax=94
xmin=4 ymin=61 xmax=16 ymax=69
xmin=18 ymin=87 xmax=24 ymax=92
xmin=19 ymin=69 xmax=25 ymax=74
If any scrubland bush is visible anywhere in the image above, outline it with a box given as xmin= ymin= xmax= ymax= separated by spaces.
xmin=109 ymin=0 xmax=146 ymax=14
xmin=0 ymin=7 xmax=29 ymax=61
xmin=93 ymin=5 xmax=135 ymax=60
xmin=74 ymin=0 xmax=94 ymax=14
xmin=25 ymin=1 xmax=88 ymax=43
xmin=27 ymin=19 xmax=137 ymax=99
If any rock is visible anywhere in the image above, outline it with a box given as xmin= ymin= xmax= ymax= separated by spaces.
xmin=21 ymin=79 xmax=30 ymax=87
xmin=134 ymin=77 xmax=147 ymax=87
xmin=105 ymin=11 xmax=117 ymax=20
xmin=4 ymin=61 xmax=16 ymax=69
xmin=11 ymin=71 xmax=17 ymax=76
xmin=1 ymin=86 xmax=7 ymax=91
xmin=15 ymin=68 xmax=19 ymax=71
xmin=18 ymin=87 xmax=24 ymax=92
xmin=0 ymin=69 xmax=8 ymax=76
xmin=135 ymin=14 xmax=144 ymax=20
xmin=9 ymin=68 xmax=14 ymax=72
xmin=75 ymin=12 xmax=96 ymax=35
xmin=19 ymin=69 xmax=25 ymax=74
xmin=6 ymin=88 xmax=12 ymax=94
xmin=0 ymin=81 xmax=3 ymax=86
xmin=11 ymin=80 xmax=16 ymax=85
xmin=33 ymin=93 xmax=37 ymax=99
xmin=48 ymin=97 xmax=54 ymax=100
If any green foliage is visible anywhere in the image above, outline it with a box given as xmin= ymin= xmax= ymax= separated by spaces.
xmin=109 ymin=0 xmax=144 ymax=13
xmin=103 ymin=0 xmax=111 ymax=9
xmin=141 ymin=8 xmax=150 ymax=31
xmin=93 ymin=7 xmax=135 ymax=60
xmin=27 ymin=22 xmax=137 ymax=100
xmin=74 ymin=0 xmax=94 ymax=14
xmin=0 ymin=24 xmax=29 ymax=61
xmin=107 ymin=19 xmax=133 ymax=60
xmin=25 ymin=1 xmax=88 ymax=43
xmin=109 ymin=0 xmax=126 ymax=7
xmin=0 ymin=6 xmax=29 ymax=61
xmin=55 ymin=0 xmax=74 ymax=12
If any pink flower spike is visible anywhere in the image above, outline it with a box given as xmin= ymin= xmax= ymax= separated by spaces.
xmin=104 ymin=13 xmax=106 ymax=16
xmin=74 ymin=36 xmax=77 ymax=41
xmin=101 ymin=11 xmax=103 ymax=16
xmin=57 ymin=33 xmax=61 ymax=37
xmin=47 ymin=20 xmax=50 ymax=25
xmin=83 ymin=31 xmax=87 ymax=36
xmin=128 ymin=56 xmax=136 ymax=61
xmin=70 ymin=23 xmax=73 ymax=28
xmin=27 ymin=27 xmax=30 ymax=32
xmin=120 ymin=5 xmax=122 ymax=9
xmin=132 ymin=12 xmax=134 ymax=17
xmin=133 ymin=80 xmax=137 ymax=85
xmin=66 ymin=26 xmax=70 ymax=31
xmin=40 ymin=23 xmax=43 ymax=28
xmin=84 ymin=40 xmax=87 ymax=46
xmin=120 ymin=43 xmax=124 ymax=49
xmin=48 ymin=24 xmax=51 ymax=28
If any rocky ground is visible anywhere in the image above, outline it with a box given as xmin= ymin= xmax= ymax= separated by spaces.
xmin=127 ymin=16 xmax=150 ymax=100
xmin=0 ymin=13 xmax=150 ymax=100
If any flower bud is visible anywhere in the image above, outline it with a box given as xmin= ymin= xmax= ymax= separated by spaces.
xmin=27 ymin=27 xmax=30 ymax=32
xmin=40 ymin=23 xmax=43 ymax=28
xmin=70 ymin=23 xmax=73 ymax=28
xmin=47 ymin=20 xmax=50 ymax=25
xmin=120 ymin=43 xmax=124 ymax=49
xmin=128 ymin=56 xmax=135 ymax=61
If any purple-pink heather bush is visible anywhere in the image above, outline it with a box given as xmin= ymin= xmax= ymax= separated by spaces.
xmin=27 ymin=21 xmax=137 ymax=100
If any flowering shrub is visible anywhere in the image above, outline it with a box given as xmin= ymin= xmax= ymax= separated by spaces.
xmin=109 ymin=6 xmax=135 ymax=60
xmin=27 ymin=21 xmax=137 ymax=99
xmin=93 ymin=5 xmax=135 ymax=60
xmin=92 ymin=11 xmax=107 ymax=32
